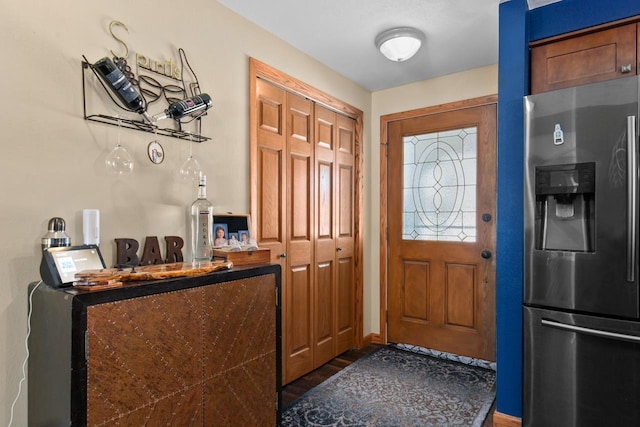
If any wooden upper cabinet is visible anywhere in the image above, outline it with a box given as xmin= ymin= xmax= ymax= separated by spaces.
xmin=530 ymin=22 xmax=638 ymax=94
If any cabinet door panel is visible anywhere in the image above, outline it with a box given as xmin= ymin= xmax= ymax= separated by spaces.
xmin=531 ymin=23 xmax=637 ymax=93
xmin=86 ymin=275 xmax=277 ymax=427
xmin=203 ymin=276 xmax=277 ymax=426
xmin=86 ymin=288 xmax=204 ymax=426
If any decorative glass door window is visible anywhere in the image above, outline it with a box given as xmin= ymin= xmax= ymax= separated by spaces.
xmin=403 ymin=127 xmax=477 ymax=242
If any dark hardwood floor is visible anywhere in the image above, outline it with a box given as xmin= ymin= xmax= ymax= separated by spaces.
xmin=282 ymin=343 xmax=495 ymax=427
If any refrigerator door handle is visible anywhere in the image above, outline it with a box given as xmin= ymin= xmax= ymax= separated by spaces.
xmin=541 ymin=318 xmax=640 ymax=344
xmin=627 ymin=115 xmax=637 ymax=282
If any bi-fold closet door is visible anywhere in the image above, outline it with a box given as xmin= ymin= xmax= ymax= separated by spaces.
xmin=253 ymin=78 xmax=355 ymax=384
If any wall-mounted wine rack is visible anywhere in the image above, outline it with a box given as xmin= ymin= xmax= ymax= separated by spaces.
xmin=81 ymin=61 xmax=210 ymax=143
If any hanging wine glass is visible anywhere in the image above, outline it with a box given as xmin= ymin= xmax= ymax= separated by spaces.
xmin=179 ymin=132 xmax=201 ymax=181
xmin=105 ymin=118 xmax=134 ymax=174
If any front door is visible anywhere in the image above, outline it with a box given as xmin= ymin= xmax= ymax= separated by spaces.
xmin=385 ymin=100 xmax=496 ymax=361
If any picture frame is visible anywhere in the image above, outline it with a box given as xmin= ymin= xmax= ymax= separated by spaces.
xmin=212 ymin=214 xmax=256 ymax=248
xmin=213 ymin=223 xmax=228 ymax=247
xmin=238 ymin=230 xmax=250 ymax=245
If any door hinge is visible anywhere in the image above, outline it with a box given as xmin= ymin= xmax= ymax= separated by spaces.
xmin=382 ymin=141 xmax=388 ymax=157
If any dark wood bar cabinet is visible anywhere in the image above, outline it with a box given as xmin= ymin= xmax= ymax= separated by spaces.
xmin=28 ymin=264 xmax=281 ymax=426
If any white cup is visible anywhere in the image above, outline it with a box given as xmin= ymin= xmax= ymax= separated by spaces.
xmin=83 ymin=209 xmax=100 ymax=245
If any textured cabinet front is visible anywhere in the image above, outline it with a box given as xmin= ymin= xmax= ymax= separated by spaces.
xmin=202 ymin=277 xmax=277 ymax=426
xmin=86 ymin=288 xmax=204 ymax=425
xmin=29 ymin=266 xmax=280 ymax=427
xmin=86 ymin=276 xmax=277 ymax=426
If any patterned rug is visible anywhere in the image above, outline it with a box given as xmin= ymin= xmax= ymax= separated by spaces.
xmin=281 ymin=346 xmax=495 ymax=427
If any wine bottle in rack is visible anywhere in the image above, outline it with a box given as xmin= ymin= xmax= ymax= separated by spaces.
xmin=152 ymin=94 xmax=213 ymax=122
xmin=93 ymin=57 xmax=153 ymax=123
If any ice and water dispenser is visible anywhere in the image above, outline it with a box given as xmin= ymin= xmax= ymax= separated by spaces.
xmin=534 ymin=162 xmax=595 ymax=252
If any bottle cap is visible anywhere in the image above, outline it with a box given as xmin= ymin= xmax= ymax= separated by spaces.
xmin=41 ymin=217 xmax=71 ymax=251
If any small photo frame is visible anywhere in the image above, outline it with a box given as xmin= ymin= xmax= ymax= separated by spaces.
xmin=147 ymin=140 xmax=164 ymax=164
xmin=213 ymin=223 xmax=228 ymax=247
xmin=238 ymin=230 xmax=250 ymax=245
xmin=228 ymin=233 xmax=239 ymax=244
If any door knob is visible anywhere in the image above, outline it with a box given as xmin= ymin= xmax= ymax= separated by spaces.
xmin=337 ymin=247 xmax=343 ymax=252
xmin=481 ymin=250 xmax=492 ymax=259
xmin=482 ymin=213 xmax=492 ymax=222
xmin=280 ymin=253 xmax=287 ymax=259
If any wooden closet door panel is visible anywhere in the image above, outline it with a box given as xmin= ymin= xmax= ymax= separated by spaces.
xmin=85 ymin=288 xmax=204 ymax=426
xmin=251 ymin=60 xmax=364 ymax=385
xmin=336 ymin=255 xmax=355 ymax=353
xmin=287 ymin=92 xmax=313 ymax=266
xmin=315 ymin=260 xmax=335 ymax=366
xmin=336 ymin=114 xmax=356 ymax=354
xmin=283 ymin=92 xmax=315 ymax=382
xmin=314 ymin=104 xmax=337 ymax=367
xmin=285 ymin=265 xmax=313 ymax=382
xmin=255 ymin=79 xmax=286 ymax=264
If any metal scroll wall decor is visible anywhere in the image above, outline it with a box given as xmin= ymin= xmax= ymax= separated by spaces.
xmin=83 ymin=19 xmax=212 ymax=143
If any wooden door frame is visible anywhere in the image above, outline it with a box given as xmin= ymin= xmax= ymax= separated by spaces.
xmin=249 ymin=57 xmax=364 ymax=349
xmin=379 ymin=95 xmax=498 ymax=344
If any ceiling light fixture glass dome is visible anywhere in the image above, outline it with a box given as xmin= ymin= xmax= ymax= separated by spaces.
xmin=375 ymin=27 xmax=426 ymax=62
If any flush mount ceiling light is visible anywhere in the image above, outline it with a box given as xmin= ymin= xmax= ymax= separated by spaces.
xmin=375 ymin=27 xmax=426 ymax=62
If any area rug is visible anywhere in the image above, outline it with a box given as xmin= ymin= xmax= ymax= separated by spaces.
xmin=281 ymin=346 xmax=495 ymax=427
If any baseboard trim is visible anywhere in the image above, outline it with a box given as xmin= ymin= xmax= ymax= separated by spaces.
xmin=362 ymin=333 xmax=382 ymax=346
xmin=493 ymin=411 xmax=521 ymax=427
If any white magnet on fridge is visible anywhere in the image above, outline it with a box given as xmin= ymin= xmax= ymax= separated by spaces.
xmin=553 ymin=124 xmax=564 ymax=145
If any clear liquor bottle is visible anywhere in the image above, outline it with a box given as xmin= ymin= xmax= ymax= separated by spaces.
xmin=190 ymin=173 xmax=213 ymax=262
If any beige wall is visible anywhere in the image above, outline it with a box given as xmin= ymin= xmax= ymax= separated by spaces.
xmin=0 ymin=0 xmax=496 ymax=424
xmin=0 ymin=0 xmax=370 ymax=424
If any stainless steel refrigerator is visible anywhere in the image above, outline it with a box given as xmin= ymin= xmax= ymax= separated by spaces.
xmin=524 ymin=76 xmax=640 ymax=427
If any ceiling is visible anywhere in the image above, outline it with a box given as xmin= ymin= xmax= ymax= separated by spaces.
xmin=217 ymin=0 xmax=501 ymax=91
